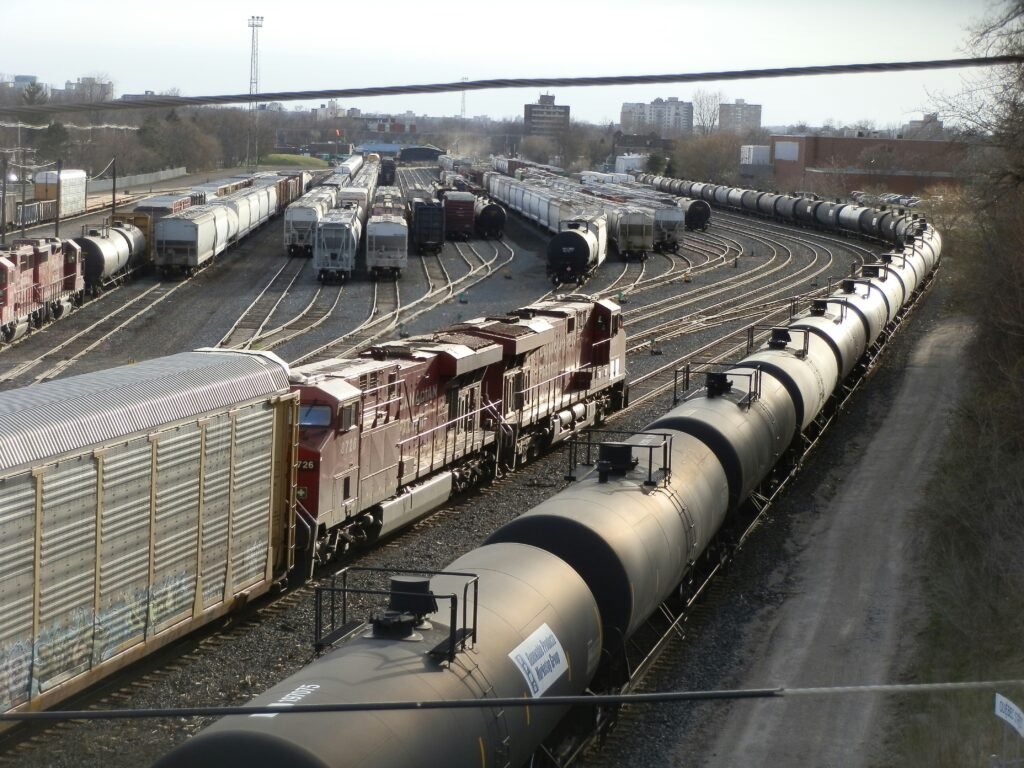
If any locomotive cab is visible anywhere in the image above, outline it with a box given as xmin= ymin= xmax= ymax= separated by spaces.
xmin=291 ymin=377 xmax=363 ymax=545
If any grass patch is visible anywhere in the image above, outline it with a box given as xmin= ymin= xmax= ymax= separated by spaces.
xmin=259 ymin=154 xmax=331 ymax=168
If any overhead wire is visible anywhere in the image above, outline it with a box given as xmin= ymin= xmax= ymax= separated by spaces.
xmin=2 ymin=679 xmax=1021 ymax=722
xmin=0 ymin=57 xmax=1020 ymax=118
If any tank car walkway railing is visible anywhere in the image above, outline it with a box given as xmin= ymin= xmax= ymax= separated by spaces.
xmin=562 ymin=430 xmax=673 ymax=487
xmin=313 ymin=566 xmax=480 ymax=662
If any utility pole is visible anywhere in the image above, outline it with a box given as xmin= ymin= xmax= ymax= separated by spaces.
xmin=246 ymin=15 xmax=264 ymax=169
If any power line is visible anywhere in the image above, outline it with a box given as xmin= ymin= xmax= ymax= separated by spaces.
xmin=2 ymin=679 xmax=1022 ymax=722
xmin=0 ymin=56 xmax=1019 ymax=118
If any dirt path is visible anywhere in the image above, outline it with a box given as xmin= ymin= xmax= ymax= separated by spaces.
xmin=692 ymin=308 xmax=974 ymax=767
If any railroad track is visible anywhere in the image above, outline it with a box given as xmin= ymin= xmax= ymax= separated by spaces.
xmin=295 ymin=279 xmax=402 ymax=363
xmin=0 ymin=281 xmax=186 ymax=386
xmin=624 ymin=224 xmax=863 ymax=351
xmin=247 ymin=282 xmax=346 ymax=351
xmin=217 ymin=257 xmax=308 ymax=348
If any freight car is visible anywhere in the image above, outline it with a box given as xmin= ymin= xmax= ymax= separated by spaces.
xmin=156 ymin=204 xmax=943 ymax=768
xmin=153 ymin=172 xmax=304 ymax=276
xmin=283 ymin=187 xmax=336 ymax=257
xmin=365 ymin=214 xmax=408 ymax=279
xmin=408 ymin=191 xmax=445 ymax=254
xmin=33 ymin=169 xmax=88 ymax=218
xmin=0 ymin=349 xmax=298 ymax=720
xmin=442 ymin=190 xmax=476 ymax=240
xmin=72 ymin=221 xmax=147 ymax=294
xmin=379 ymin=157 xmax=396 ymax=186
xmin=313 ymin=203 xmax=363 ymax=282
xmin=473 ymin=196 xmax=506 ymax=239
xmin=0 ymin=294 xmax=627 ymax=720
xmin=546 ymin=212 xmax=608 ymax=286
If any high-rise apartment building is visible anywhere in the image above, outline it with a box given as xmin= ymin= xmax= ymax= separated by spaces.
xmin=718 ymin=99 xmax=762 ymax=133
xmin=620 ymin=97 xmax=693 ymax=136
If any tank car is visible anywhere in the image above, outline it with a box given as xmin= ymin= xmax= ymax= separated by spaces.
xmin=546 ymin=213 xmax=607 ymax=286
xmin=73 ymin=221 xmax=146 ymax=294
xmin=679 ymin=197 xmax=712 ymax=230
xmin=153 ymin=543 xmax=603 ymax=768
xmin=474 ymin=197 xmax=506 ymax=239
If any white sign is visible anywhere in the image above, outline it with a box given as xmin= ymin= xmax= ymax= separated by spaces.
xmin=508 ymin=623 xmax=567 ymax=698
xmin=995 ymin=693 xmax=1024 ymax=739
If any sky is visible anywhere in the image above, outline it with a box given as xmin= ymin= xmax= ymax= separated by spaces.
xmin=3 ymin=0 xmax=1001 ymax=129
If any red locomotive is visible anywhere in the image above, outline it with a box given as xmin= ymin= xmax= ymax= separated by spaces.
xmin=287 ymin=293 xmax=628 ymax=572
xmin=0 ymin=237 xmax=84 ymax=342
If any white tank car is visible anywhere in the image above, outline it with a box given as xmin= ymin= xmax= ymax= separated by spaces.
xmin=314 ymin=203 xmax=363 ymax=282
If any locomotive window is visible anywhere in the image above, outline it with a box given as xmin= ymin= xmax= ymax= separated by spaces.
xmin=339 ymin=402 xmax=357 ymax=431
xmin=299 ymin=404 xmax=332 ymax=428
xmin=567 ymin=317 xmax=575 ymax=333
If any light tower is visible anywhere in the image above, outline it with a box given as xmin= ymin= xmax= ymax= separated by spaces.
xmin=460 ymin=76 xmax=467 ymax=120
xmin=246 ymin=15 xmax=264 ymax=168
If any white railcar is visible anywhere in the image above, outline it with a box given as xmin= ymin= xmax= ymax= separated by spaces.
xmin=33 ymin=169 xmax=88 ymax=218
xmin=153 ymin=205 xmax=234 ymax=276
xmin=313 ymin=204 xmax=363 ymax=282
xmin=284 ymin=188 xmax=335 ymax=257
xmin=366 ymin=214 xmax=408 ymax=280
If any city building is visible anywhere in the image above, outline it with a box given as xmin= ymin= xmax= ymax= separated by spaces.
xmin=901 ymin=113 xmax=945 ymax=139
xmin=620 ymin=97 xmax=693 ymax=136
xmin=50 ymin=77 xmax=113 ymax=102
xmin=524 ymin=94 xmax=570 ymax=137
xmin=719 ymin=99 xmax=762 ymax=133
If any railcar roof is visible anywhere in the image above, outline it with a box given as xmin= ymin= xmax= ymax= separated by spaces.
xmin=0 ymin=349 xmax=290 ymax=474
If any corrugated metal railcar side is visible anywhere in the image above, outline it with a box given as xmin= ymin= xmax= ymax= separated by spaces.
xmin=0 ymin=349 xmax=298 ymax=719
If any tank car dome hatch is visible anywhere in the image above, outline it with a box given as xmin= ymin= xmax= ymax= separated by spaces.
xmin=768 ymin=328 xmax=793 ymax=349
xmin=597 ymin=442 xmax=638 ymax=482
xmin=371 ymin=576 xmax=438 ymax=639
xmin=705 ymin=371 xmax=733 ymax=398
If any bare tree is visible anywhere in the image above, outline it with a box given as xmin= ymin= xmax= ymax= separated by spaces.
xmin=692 ymin=89 xmax=723 ymax=136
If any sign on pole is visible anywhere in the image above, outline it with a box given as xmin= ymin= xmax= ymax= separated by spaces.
xmin=995 ymin=693 xmax=1024 ymax=740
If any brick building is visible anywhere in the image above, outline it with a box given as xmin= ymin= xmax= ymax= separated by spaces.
xmin=770 ymin=134 xmax=969 ymax=195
